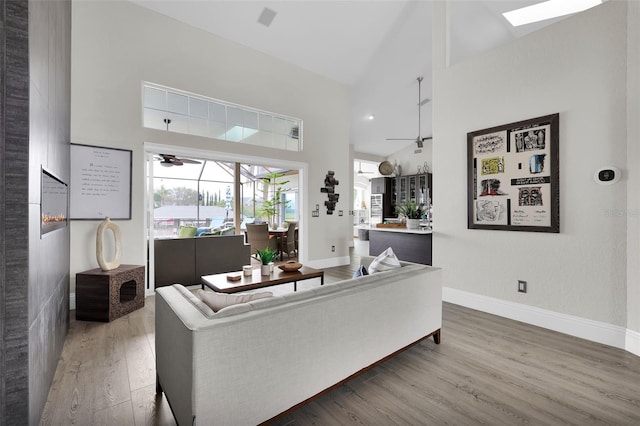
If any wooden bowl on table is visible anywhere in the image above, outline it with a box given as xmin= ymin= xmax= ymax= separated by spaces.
xmin=278 ymin=261 xmax=302 ymax=272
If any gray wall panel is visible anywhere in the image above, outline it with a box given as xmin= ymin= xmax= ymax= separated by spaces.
xmin=26 ymin=0 xmax=71 ymax=423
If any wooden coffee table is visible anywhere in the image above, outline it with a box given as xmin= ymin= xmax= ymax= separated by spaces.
xmin=201 ymin=266 xmax=324 ymax=293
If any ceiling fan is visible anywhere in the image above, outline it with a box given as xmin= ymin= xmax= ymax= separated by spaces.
xmin=386 ymin=76 xmax=432 ymax=148
xmin=155 ymin=154 xmax=202 ymax=167
xmin=356 ymin=161 xmax=374 ymax=175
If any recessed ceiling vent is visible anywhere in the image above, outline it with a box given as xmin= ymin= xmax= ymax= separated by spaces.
xmin=257 ymin=7 xmax=277 ymax=27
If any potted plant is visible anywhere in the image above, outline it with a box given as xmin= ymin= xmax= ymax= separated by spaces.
xmin=256 ymin=247 xmax=277 ymax=275
xmin=259 ymin=171 xmax=291 ymax=229
xmin=396 ymin=201 xmax=425 ymax=229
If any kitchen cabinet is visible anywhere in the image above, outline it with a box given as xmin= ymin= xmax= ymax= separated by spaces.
xmin=370 ymin=177 xmax=391 ymax=194
xmin=395 ymin=173 xmax=432 ymax=205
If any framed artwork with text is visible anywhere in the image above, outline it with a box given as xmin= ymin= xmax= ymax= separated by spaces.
xmin=467 ymin=113 xmax=559 ymax=233
xmin=70 ymin=143 xmax=132 ymax=220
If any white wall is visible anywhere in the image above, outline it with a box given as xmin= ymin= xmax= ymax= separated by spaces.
xmin=386 ymin=139 xmax=433 ymax=180
xmin=432 ymin=0 xmax=630 ymax=333
xmin=626 ymin=0 xmax=640 ymax=340
xmin=70 ymin=0 xmax=352 ymax=295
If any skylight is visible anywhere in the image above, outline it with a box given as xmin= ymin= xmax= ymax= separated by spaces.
xmin=220 ymin=126 xmax=258 ymax=142
xmin=503 ymin=0 xmax=602 ymax=27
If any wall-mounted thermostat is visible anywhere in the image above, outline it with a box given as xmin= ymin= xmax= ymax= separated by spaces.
xmin=594 ymin=167 xmax=621 ymax=185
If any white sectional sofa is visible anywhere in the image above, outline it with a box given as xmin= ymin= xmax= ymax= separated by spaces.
xmin=155 ymin=256 xmax=442 ymax=426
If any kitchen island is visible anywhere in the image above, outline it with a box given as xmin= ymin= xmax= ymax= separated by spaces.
xmin=367 ymin=226 xmax=433 ymax=265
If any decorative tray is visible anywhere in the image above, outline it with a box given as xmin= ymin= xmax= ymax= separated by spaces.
xmin=376 ymin=223 xmax=406 ymax=228
xmin=279 ymin=261 xmax=302 ymax=272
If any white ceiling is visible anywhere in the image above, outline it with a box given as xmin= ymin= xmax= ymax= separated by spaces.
xmin=132 ymin=0 xmax=593 ymax=157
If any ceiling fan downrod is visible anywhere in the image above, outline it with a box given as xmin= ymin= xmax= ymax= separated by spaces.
xmin=417 ymin=76 xmax=423 ymax=146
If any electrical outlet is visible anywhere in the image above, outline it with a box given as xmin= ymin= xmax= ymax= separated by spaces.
xmin=518 ymin=280 xmax=527 ymax=293
xmin=331 ymin=245 xmax=335 ymax=252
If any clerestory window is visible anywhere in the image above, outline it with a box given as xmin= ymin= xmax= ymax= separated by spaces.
xmin=143 ymin=83 xmax=302 ymax=152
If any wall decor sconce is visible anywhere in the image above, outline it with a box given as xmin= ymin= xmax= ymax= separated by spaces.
xmin=321 ymin=171 xmax=339 ymax=214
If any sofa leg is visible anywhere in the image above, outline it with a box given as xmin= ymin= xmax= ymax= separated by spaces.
xmin=156 ymin=373 xmax=163 ymax=395
xmin=433 ymin=329 xmax=441 ymax=344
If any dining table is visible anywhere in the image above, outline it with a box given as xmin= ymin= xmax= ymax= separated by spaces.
xmin=268 ymin=227 xmax=287 ymax=260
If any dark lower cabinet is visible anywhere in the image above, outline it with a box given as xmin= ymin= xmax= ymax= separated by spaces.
xmin=369 ymin=230 xmax=432 ymax=265
xmin=154 ymin=234 xmax=251 ymax=287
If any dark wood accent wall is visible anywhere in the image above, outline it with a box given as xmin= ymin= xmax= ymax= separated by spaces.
xmin=1 ymin=0 xmax=31 ymax=422
xmin=1 ymin=0 xmax=71 ymax=424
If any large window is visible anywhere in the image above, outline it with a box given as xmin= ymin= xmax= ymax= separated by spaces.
xmin=143 ymin=83 xmax=302 ymax=152
xmin=152 ymin=159 xmax=235 ymax=237
xmin=149 ymin=156 xmax=299 ymax=238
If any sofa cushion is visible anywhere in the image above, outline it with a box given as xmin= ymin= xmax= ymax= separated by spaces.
xmin=178 ymin=225 xmax=198 ymax=238
xmin=196 ymin=289 xmax=273 ymax=312
xmin=352 ymin=265 xmax=368 ymax=278
xmin=368 ymin=247 xmax=401 ymax=273
xmin=195 ymin=227 xmax=210 ymax=236
xmin=172 ymin=284 xmax=215 ymax=318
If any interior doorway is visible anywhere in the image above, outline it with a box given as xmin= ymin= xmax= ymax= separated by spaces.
xmin=353 ymin=159 xmax=380 ymax=237
xmin=144 ymin=144 xmax=306 ymax=292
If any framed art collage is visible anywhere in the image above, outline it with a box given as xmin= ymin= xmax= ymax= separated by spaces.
xmin=467 ymin=113 xmax=559 ymax=233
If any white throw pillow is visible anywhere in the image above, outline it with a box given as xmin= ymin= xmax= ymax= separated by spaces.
xmin=196 ymin=289 xmax=272 ymax=312
xmin=368 ymin=247 xmax=402 ymax=274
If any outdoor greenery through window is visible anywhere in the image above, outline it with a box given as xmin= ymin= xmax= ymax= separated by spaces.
xmin=150 ymin=155 xmax=299 ymax=238
xmin=143 ymin=83 xmax=302 ymax=152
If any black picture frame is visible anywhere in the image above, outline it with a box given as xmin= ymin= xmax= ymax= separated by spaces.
xmin=70 ymin=143 xmax=132 ymax=220
xmin=467 ymin=113 xmax=559 ymax=233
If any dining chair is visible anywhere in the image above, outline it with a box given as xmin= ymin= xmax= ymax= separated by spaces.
xmin=245 ymin=223 xmax=278 ymax=258
xmin=282 ymin=221 xmax=298 ymax=259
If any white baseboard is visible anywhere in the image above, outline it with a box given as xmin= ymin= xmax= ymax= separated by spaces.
xmin=626 ymin=328 xmax=640 ymax=357
xmin=443 ymin=287 xmax=633 ymax=353
xmin=68 ymin=282 xmax=640 ymax=358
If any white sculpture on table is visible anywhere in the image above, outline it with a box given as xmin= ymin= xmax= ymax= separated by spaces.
xmin=96 ymin=217 xmax=122 ymax=271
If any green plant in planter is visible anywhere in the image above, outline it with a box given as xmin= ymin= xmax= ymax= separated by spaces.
xmin=396 ymin=200 xmax=425 ymax=220
xmin=256 ymin=247 xmax=277 ymax=265
xmin=258 ymin=171 xmax=291 ymax=228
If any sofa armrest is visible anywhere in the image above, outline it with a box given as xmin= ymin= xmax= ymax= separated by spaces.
xmin=155 ymin=286 xmax=199 ymax=426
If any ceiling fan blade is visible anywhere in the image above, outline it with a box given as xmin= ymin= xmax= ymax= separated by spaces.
xmin=156 ymin=153 xmax=202 ymax=166
xmin=178 ymin=158 xmax=201 ymax=164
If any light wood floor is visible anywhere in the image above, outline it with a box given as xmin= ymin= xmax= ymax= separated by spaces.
xmin=40 ymin=248 xmax=640 ymax=425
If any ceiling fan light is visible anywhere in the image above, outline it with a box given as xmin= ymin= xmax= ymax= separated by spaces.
xmin=367 ymin=114 xmax=375 ymax=120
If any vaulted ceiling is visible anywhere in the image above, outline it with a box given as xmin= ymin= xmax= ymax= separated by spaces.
xmin=132 ymin=0 xmax=594 ymax=157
